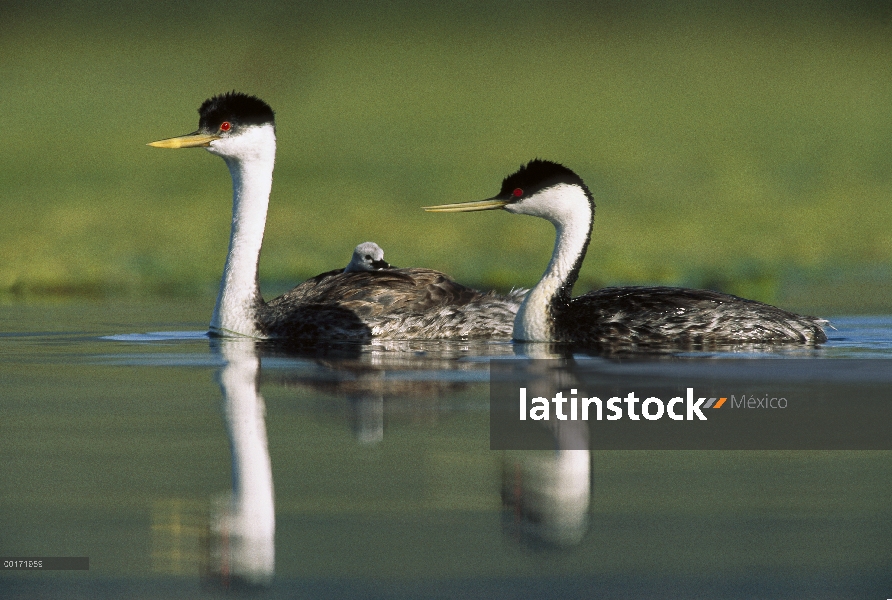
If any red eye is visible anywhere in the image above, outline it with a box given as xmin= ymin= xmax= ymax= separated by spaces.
xmin=219 ymin=122 xmax=231 ymax=132
xmin=512 ymin=188 xmax=523 ymax=198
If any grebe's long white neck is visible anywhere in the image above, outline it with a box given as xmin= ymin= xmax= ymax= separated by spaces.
xmin=509 ymin=183 xmax=592 ymax=341
xmin=208 ymin=125 xmax=277 ymax=337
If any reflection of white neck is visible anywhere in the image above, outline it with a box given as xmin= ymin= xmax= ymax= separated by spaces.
xmin=216 ymin=340 xmax=275 ymax=582
xmin=510 ymin=184 xmax=592 ymax=342
xmin=513 ymin=420 xmax=590 ymax=547
xmin=209 ymin=126 xmax=277 ymax=337
xmin=546 ymin=448 xmax=591 ymax=544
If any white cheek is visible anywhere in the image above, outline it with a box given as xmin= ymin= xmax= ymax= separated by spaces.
xmin=206 ymin=126 xmax=277 ymax=163
xmin=505 ymin=185 xmax=581 ymax=225
xmin=207 ymin=137 xmax=241 ymax=155
xmin=505 ymin=195 xmax=548 ymax=215
xmin=504 ymin=202 xmax=523 ymax=214
xmin=205 ymin=138 xmax=227 ymax=156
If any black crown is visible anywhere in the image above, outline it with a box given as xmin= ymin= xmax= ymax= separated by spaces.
xmin=198 ymin=91 xmax=275 ymax=130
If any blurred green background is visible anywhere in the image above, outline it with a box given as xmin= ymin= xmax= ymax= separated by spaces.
xmin=3 ymin=0 xmax=892 ymax=313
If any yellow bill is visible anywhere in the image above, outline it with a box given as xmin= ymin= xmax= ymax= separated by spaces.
xmin=147 ymin=132 xmax=221 ymax=149
xmin=423 ymin=198 xmax=509 ymax=213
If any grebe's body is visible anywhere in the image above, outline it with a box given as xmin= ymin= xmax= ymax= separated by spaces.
xmin=263 ymin=268 xmax=523 ymax=340
xmin=149 ymin=92 xmax=521 ymax=342
xmin=545 ymin=285 xmax=826 ymax=346
xmin=426 ymin=160 xmax=827 ymax=347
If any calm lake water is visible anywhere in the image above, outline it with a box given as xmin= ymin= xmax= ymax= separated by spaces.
xmin=1 ymin=302 xmax=892 ymax=599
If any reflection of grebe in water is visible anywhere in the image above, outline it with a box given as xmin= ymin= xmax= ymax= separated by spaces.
xmin=149 ymin=92 xmax=522 ymax=342
xmin=265 ymin=340 xmax=517 ymax=443
xmin=206 ymin=340 xmax=275 ymax=587
xmin=427 ymin=160 xmax=827 ymax=347
xmin=501 ymin=426 xmax=591 ymax=548
xmin=499 ymin=350 xmax=590 ymax=548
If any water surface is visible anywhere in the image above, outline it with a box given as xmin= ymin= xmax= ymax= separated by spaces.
xmin=1 ymin=303 xmax=891 ymax=598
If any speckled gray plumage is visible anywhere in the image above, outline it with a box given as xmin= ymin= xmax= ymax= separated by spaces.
xmin=553 ymin=285 xmax=827 ymax=347
xmin=258 ymin=268 xmax=524 ymax=342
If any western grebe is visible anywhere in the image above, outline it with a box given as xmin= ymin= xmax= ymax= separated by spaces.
xmin=149 ymin=92 xmax=521 ymax=341
xmin=426 ymin=159 xmax=827 ymax=346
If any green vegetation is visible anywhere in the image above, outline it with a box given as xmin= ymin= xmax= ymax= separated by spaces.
xmin=3 ymin=2 xmax=892 ymax=313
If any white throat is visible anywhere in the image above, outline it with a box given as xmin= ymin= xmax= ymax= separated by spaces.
xmin=209 ymin=125 xmax=277 ymax=337
xmin=511 ymin=183 xmax=592 ymax=341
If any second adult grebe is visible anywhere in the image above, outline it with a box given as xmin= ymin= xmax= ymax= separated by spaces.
xmin=426 ymin=159 xmax=827 ymax=346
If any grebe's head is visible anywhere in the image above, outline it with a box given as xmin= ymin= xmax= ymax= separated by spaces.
xmin=345 ymin=242 xmax=391 ymax=272
xmin=148 ymin=91 xmax=276 ymax=162
xmin=424 ymin=159 xmax=594 ymax=227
